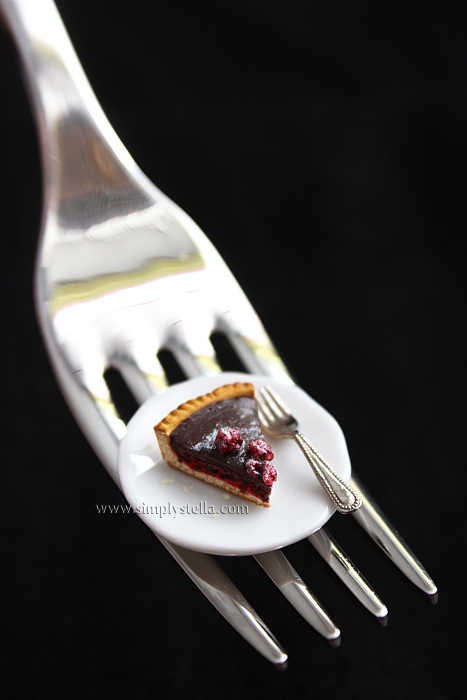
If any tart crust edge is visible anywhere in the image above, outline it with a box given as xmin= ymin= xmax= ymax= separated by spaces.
xmin=154 ymin=382 xmax=255 ymax=437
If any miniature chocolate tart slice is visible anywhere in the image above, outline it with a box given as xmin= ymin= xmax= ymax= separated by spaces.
xmin=154 ymin=382 xmax=277 ymax=506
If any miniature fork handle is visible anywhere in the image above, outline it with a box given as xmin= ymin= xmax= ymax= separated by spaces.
xmin=293 ymin=431 xmax=362 ymax=514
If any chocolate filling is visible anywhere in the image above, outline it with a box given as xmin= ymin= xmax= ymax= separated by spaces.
xmin=169 ymin=396 xmax=271 ymax=500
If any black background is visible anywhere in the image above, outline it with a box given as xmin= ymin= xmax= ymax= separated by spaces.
xmin=0 ymin=1 xmax=464 ymax=698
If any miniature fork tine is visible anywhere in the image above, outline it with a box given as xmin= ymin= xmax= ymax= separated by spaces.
xmin=258 ymin=386 xmax=363 ymax=514
xmin=1 ymin=0 xmax=437 ymax=668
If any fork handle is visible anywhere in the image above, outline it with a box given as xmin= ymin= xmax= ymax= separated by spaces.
xmin=0 ymin=0 xmax=146 ymax=214
xmin=293 ymin=431 xmax=362 ymax=514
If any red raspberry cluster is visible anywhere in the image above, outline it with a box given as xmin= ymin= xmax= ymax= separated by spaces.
xmin=215 ymin=429 xmax=277 ymax=486
xmin=215 ymin=427 xmax=243 ymax=454
xmin=249 ymin=439 xmax=274 ymax=461
xmin=245 ymin=458 xmax=277 ymax=485
xmin=246 ymin=439 xmax=277 ymax=485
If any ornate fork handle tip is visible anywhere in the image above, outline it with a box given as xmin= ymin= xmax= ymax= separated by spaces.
xmin=294 ymin=432 xmax=363 ymax=514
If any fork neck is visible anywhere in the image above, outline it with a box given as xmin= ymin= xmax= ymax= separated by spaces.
xmin=1 ymin=0 xmax=145 ymax=223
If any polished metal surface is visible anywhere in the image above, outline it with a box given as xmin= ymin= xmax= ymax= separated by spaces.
xmin=308 ymin=529 xmax=388 ymax=622
xmin=1 ymin=0 xmax=437 ymax=664
xmin=258 ymin=385 xmax=362 ymax=514
xmin=255 ymin=550 xmax=341 ymax=646
xmin=350 ymin=476 xmax=438 ymax=600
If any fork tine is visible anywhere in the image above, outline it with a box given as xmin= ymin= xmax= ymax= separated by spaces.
xmin=116 ymin=345 xmax=168 ymax=403
xmin=163 ymin=541 xmax=288 ymax=666
xmin=308 ymin=528 xmax=389 ymax=623
xmin=350 ymin=475 xmax=438 ymax=600
xmin=49 ymin=365 xmax=125 ymax=483
xmin=261 ymin=385 xmax=294 ymax=421
xmin=86 ymin=373 xmax=127 ymax=436
xmin=166 ymin=321 xmax=222 ymax=377
xmin=217 ymin=312 xmax=292 ymax=383
xmin=255 ymin=550 xmax=341 ymax=646
xmin=257 ymin=398 xmax=276 ymax=431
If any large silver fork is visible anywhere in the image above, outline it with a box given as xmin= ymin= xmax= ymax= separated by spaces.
xmin=1 ymin=0 xmax=437 ymax=666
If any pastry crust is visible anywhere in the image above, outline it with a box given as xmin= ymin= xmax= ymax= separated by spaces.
xmin=153 ymin=381 xmax=272 ymax=507
xmin=154 ymin=382 xmax=255 ymax=437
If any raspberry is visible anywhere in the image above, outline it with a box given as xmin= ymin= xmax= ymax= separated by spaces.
xmin=249 ymin=439 xmax=274 ymax=461
xmin=245 ymin=459 xmax=262 ymax=477
xmin=215 ymin=427 xmax=243 ymax=454
xmin=262 ymin=462 xmax=277 ymax=486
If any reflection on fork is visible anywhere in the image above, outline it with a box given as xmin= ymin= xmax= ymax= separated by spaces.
xmin=257 ymin=385 xmax=363 ymax=514
xmin=0 ymin=0 xmax=437 ymax=667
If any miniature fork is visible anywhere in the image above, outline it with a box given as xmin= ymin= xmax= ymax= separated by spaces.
xmin=1 ymin=0 xmax=437 ymax=667
xmin=257 ymin=385 xmax=363 ymax=514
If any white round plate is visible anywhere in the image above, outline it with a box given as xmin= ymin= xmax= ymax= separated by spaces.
xmin=118 ymin=372 xmax=352 ymax=556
